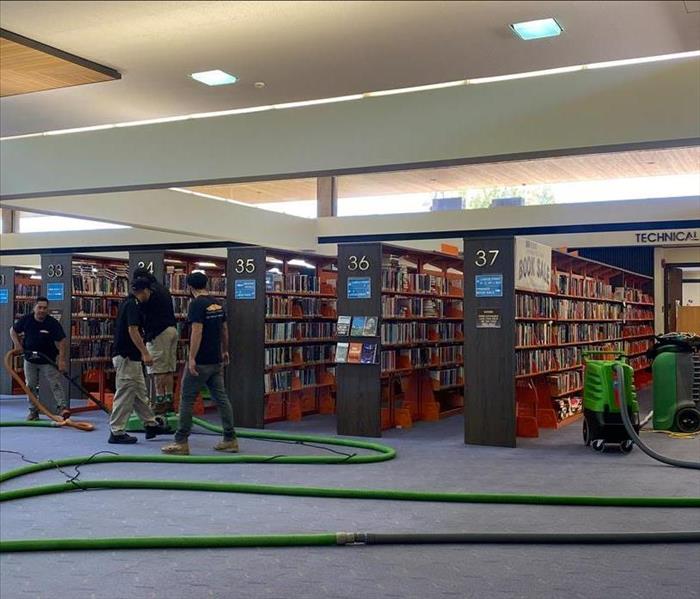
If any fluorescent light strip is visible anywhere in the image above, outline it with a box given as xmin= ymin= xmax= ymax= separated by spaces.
xmin=366 ymin=80 xmax=466 ymax=97
xmin=2 ymin=50 xmax=698 ymax=141
xmin=469 ymin=65 xmax=582 ymax=84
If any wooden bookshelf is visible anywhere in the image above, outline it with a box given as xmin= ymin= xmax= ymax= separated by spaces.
xmin=515 ymin=249 xmax=654 ymax=437
xmin=227 ymin=247 xmax=338 ymax=427
xmin=335 ymin=243 xmax=463 ymax=437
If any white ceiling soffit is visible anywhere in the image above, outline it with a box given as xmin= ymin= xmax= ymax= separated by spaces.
xmin=1 ymin=0 xmax=699 ymax=137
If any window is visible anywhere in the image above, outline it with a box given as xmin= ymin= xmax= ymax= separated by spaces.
xmin=18 ymin=212 xmax=129 ymax=233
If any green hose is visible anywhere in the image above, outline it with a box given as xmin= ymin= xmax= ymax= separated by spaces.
xmin=0 ymin=420 xmax=59 ymax=428
xmin=1 ymin=416 xmax=699 ymax=553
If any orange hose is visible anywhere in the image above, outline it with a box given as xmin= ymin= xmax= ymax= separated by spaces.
xmin=3 ymin=350 xmax=95 ymax=432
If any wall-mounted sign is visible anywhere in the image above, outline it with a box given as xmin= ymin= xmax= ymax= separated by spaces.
xmin=347 ymin=277 xmax=371 ymax=299
xmin=234 ymin=279 xmax=256 ymax=300
xmin=476 ymin=307 xmax=502 ymax=328
xmin=635 ymin=230 xmax=699 ymax=244
xmin=515 ymin=237 xmax=552 ymax=293
xmin=475 ymin=274 xmax=503 ymax=298
xmin=46 ymin=283 xmax=64 ymax=302
xmin=0 ymin=288 xmax=8 ymax=304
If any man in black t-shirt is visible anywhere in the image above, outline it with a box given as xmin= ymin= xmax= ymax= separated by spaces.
xmin=162 ymin=272 xmax=237 ymax=455
xmin=108 ymin=278 xmax=169 ymax=444
xmin=132 ymin=267 xmax=178 ymax=415
xmin=10 ymin=297 xmax=68 ymax=420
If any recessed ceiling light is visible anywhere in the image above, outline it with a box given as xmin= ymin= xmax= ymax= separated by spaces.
xmin=511 ymin=18 xmax=563 ymax=40
xmin=191 ymin=70 xmax=238 ymax=86
xmin=254 ymin=81 xmax=266 ymax=89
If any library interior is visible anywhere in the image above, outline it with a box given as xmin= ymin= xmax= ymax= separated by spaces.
xmin=0 ymin=2 xmax=699 ymax=599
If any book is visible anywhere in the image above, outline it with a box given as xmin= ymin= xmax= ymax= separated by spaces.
xmin=335 ymin=342 xmax=349 ymax=363
xmin=348 ymin=342 xmax=363 ymax=363
xmin=361 ymin=316 xmax=378 ymax=337
xmin=337 ymin=315 xmax=352 ymax=336
xmin=350 ymin=316 xmax=366 ymax=336
xmin=360 ymin=342 xmax=377 ymax=364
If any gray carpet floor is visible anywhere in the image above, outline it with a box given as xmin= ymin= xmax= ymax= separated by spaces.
xmin=1 ymin=391 xmax=699 ymax=599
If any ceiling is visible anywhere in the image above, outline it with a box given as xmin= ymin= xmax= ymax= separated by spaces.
xmin=188 ymin=146 xmax=700 ymax=204
xmin=1 ymin=1 xmax=699 ymax=136
xmin=0 ymin=30 xmax=119 ymax=97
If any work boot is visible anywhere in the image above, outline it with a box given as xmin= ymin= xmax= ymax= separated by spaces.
xmin=108 ymin=432 xmax=138 ymax=444
xmin=161 ymin=441 xmax=190 ymax=455
xmin=144 ymin=421 xmax=170 ymax=440
xmin=26 ymin=409 xmax=40 ymax=421
xmin=214 ymin=439 xmax=239 ymax=453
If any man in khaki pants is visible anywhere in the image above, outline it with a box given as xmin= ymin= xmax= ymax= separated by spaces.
xmin=132 ymin=267 xmax=178 ymax=414
xmin=109 ymin=278 xmax=169 ymax=444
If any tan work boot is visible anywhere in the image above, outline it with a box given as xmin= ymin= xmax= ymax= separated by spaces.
xmin=214 ymin=439 xmax=239 ymax=453
xmin=161 ymin=441 xmax=190 ymax=455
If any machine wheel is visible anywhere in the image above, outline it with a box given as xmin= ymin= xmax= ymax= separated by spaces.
xmin=620 ymin=440 xmax=634 ymax=454
xmin=675 ymin=408 xmax=700 ymax=433
xmin=583 ymin=420 xmax=591 ymax=446
xmin=591 ymin=439 xmax=606 ymax=452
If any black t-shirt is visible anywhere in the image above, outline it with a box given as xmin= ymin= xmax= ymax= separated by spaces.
xmin=188 ymin=295 xmax=226 ymax=365
xmin=141 ymin=282 xmax=177 ymax=341
xmin=113 ymin=296 xmax=144 ymax=361
xmin=13 ymin=314 xmax=66 ymax=364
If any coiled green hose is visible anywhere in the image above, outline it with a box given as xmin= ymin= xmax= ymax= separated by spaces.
xmin=1 ymin=416 xmax=698 ymax=553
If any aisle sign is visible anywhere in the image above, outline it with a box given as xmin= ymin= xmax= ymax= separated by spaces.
xmin=0 ymin=288 xmax=8 ymax=304
xmin=475 ymin=274 xmax=503 ymax=297
xmin=234 ymin=279 xmax=256 ymax=300
xmin=347 ymin=277 xmax=371 ymax=299
xmin=46 ymin=283 xmax=65 ymax=302
xmin=515 ymin=237 xmax=552 ymax=293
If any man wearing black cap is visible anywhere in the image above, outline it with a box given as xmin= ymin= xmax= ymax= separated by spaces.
xmin=162 ymin=271 xmax=237 ymax=455
xmin=132 ymin=267 xmax=178 ymax=414
xmin=109 ymin=278 xmax=169 ymax=444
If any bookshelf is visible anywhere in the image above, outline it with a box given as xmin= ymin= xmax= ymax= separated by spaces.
xmin=227 ymin=246 xmax=337 ymax=427
xmin=336 ymin=243 xmax=464 ymax=437
xmin=70 ymin=256 xmax=129 ymax=408
xmin=129 ymin=250 xmax=228 ymax=411
xmin=514 ymin=249 xmax=655 ymax=436
xmin=0 ymin=266 xmax=18 ymax=394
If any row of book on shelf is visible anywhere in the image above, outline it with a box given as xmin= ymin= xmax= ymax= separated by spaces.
xmin=553 ymin=274 xmax=652 ymax=304
xmin=516 ymin=295 xmax=653 ymax=320
xmin=381 ymin=297 xmax=462 ymax=318
xmin=380 ymin=345 xmax=463 ymax=371
xmin=266 ymin=296 xmax=335 ymax=317
xmin=381 ymin=270 xmax=462 ymax=296
xmin=264 ymin=366 xmax=336 ymax=393
xmin=266 ymin=273 xmax=332 ymax=294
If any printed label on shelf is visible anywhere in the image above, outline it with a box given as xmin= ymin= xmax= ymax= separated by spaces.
xmin=234 ymin=279 xmax=256 ymax=300
xmin=476 ymin=307 xmax=502 ymax=328
xmin=347 ymin=277 xmax=371 ymax=299
xmin=475 ymin=274 xmax=503 ymax=298
xmin=0 ymin=288 xmax=8 ymax=304
xmin=46 ymin=283 xmax=65 ymax=302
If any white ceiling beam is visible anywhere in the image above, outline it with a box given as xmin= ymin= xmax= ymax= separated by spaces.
xmin=2 ymin=58 xmax=699 ymax=198
xmin=0 ymin=188 xmax=317 ymax=251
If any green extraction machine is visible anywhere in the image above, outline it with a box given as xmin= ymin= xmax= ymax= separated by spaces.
xmin=582 ymin=350 xmax=639 ymax=453
xmin=649 ymin=333 xmax=700 ymax=434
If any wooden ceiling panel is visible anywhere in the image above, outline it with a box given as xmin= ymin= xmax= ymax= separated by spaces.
xmin=0 ymin=29 xmax=119 ymax=97
xmin=187 ymin=147 xmax=700 ymax=205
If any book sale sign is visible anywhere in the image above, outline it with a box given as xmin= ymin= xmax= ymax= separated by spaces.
xmin=515 ymin=237 xmax=552 ymax=294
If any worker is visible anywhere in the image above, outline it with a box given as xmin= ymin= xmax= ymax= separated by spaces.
xmin=9 ymin=296 xmax=69 ymax=420
xmin=161 ymin=271 xmax=237 ymax=455
xmin=132 ymin=267 xmax=178 ymax=415
xmin=109 ymin=278 xmax=169 ymax=444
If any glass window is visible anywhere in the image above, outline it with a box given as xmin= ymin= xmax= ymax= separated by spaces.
xmin=18 ymin=212 xmax=129 ymax=233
